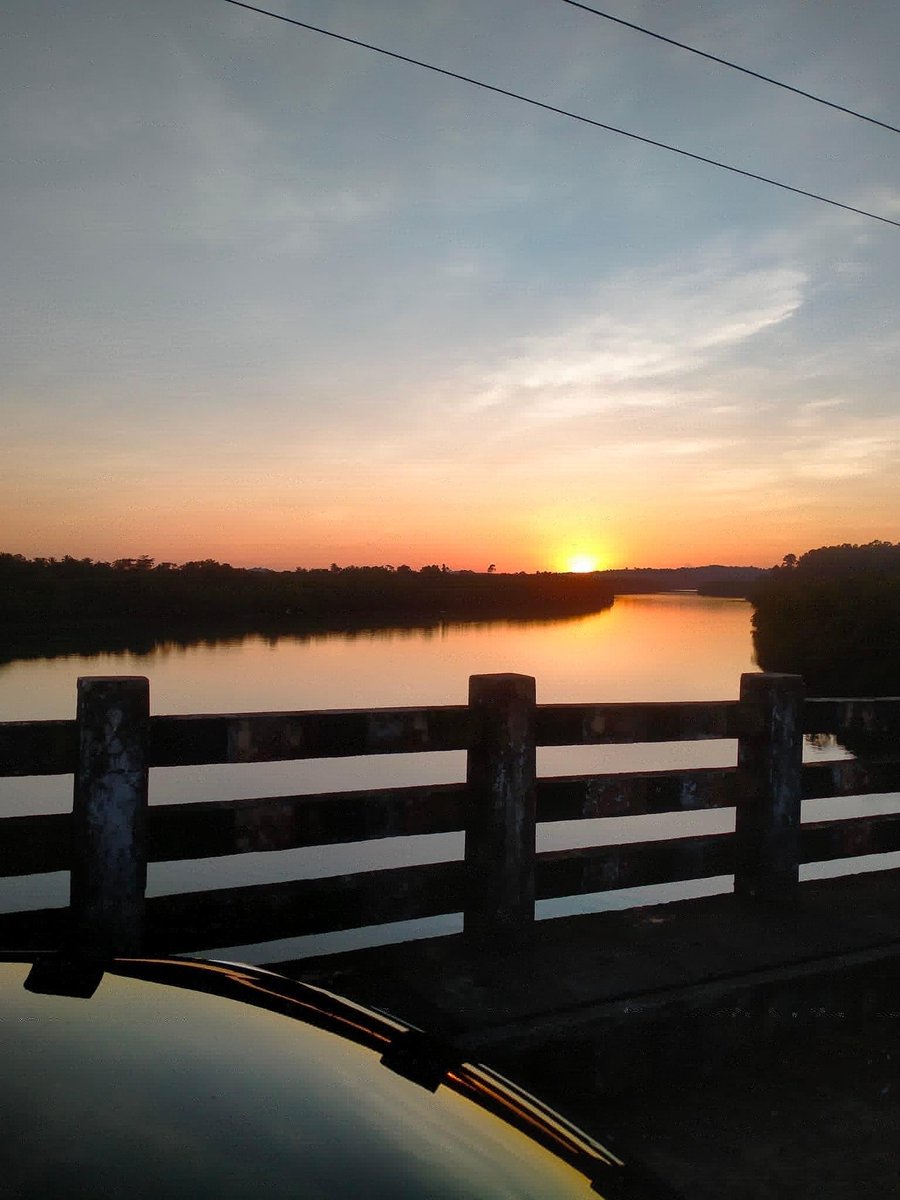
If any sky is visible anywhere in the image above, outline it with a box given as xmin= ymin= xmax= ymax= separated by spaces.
xmin=3 ymin=0 xmax=899 ymax=572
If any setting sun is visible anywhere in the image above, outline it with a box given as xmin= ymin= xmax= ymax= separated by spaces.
xmin=568 ymin=554 xmax=600 ymax=573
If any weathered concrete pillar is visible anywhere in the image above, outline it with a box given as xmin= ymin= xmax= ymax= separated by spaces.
xmin=464 ymin=673 xmax=537 ymax=947
xmin=734 ymin=672 xmax=805 ymax=904
xmin=70 ymin=676 xmax=150 ymax=956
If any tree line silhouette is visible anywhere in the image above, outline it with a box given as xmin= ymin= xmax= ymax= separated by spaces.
xmin=752 ymin=540 xmax=900 ymax=700
xmin=0 ymin=554 xmax=615 ymax=629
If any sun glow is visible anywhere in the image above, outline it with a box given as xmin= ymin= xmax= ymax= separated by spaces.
xmin=567 ymin=553 xmax=600 ymax=573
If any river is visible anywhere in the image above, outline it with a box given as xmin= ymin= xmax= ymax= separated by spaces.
xmin=1 ymin=593 xmax=895 ymax=962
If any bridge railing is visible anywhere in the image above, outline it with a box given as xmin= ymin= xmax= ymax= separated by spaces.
xmin=1 ymin=673 xmax=899 ymax=957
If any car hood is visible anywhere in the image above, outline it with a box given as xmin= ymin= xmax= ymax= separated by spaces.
xmin=0 ymin=954 xmax=675 ymax=1199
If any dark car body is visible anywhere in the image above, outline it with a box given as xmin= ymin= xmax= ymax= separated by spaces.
xmin=0 ymin=953 xmax=678 ymax=1199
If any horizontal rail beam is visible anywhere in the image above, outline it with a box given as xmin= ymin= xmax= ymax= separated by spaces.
xmin=803 ymin=697 xmax=900 ymax=736
xmin=2 ymin=756 xmax=897 ymax=878
xmin=536 ymin=832 xmax=735 ymax=899
xmin=801 ymin=813 xmax=900 ymax=863
xmin=8 ymin=695 xmax=900 ymax=776
xmin=147 ymin=784 xmax=466 ymax=863
xmin=802 ymin=759 xmax=900 ymax=800
xmin=0 ymin=720 xmax=77 ymax=777
xmin=536 ymin=768 xmax=735 ymax=821
xmin=0 ymin=812 xmax=70 ymax=876
xmin=4 ymin=755 xmax=897 ymax=879
xmin=149 ymin=706 xmax=474 ymax=765
xmin=535 ymin=701 xmax=738 ymax=746
xmin=144 ymin=860 xmax=465 ymax=954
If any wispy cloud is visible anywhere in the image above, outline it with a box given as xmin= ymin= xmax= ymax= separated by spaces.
xmin=793 ymin=433 xmax=898 ymax=481
xmin=464 ymin=255 xmax=806 ymax=421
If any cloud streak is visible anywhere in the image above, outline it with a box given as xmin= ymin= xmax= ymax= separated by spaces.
xmin=461 ymin=253 xmax=805 ymax=424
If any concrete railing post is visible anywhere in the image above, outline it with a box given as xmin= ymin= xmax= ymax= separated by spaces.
xmin=70 ymin=676 xmax=150 ymax=956
xmin=464 ymin=673 xmax=537 ymax=948
xmin=734 ymin=672 xmax=805 ymax=904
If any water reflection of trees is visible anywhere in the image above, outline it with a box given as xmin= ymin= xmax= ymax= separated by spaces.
xmin=0 ymin=614 xmax=614 ymax=672
xmin=0 ymin=613 xmax=607 ymax=669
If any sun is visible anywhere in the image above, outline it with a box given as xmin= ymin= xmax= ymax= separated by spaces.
xmin=568 ymin=553 xmax=600 ymax=573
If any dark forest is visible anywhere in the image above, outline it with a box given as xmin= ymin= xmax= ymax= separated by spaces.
xmin=751 ymin=541 xmax=900 ymax=706
xmin=0 ymin=554 xmax=615 ymax=631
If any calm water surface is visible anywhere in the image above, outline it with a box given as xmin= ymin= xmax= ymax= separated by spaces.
xmin=4 ymin=592 xmax=755 ymax=718
xmin=2 ymin=593 xmax=894 ymax=961
xmin=2 ymin=593 xmax=757 ymax=811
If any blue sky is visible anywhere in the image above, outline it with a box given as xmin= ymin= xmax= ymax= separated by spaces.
xmin=4 ymin=0 xmax=899 ymax=569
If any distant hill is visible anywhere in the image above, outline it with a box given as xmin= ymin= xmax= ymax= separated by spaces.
xmin=598 ymin=565 xmax=765 ymax=596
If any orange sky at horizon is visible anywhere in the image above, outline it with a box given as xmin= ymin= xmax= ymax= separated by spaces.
xmin=4 ymin=406 xmax=894 ymax=571
xmin=4 ymin=485 xmax=894 ymax=574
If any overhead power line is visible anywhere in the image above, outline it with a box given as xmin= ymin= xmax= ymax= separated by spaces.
xmin=558 ymin=0 xmax=900 ymax=136
xmin=220 ymin=0 xmax=900 ymax=231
